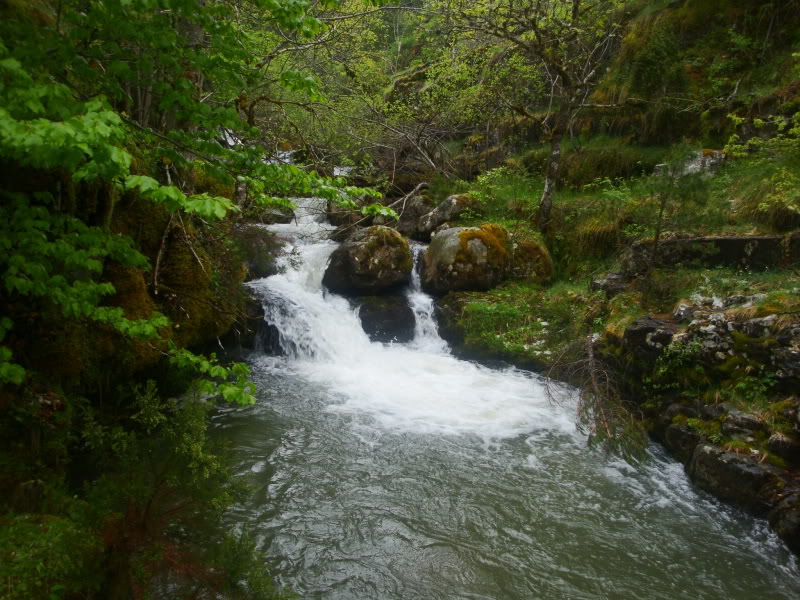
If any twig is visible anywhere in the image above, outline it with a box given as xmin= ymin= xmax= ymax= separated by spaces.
xmin=153 ymin=214 xmax=175 ymax=295
xmin=176 ymin=213 xmax=208 ymax=276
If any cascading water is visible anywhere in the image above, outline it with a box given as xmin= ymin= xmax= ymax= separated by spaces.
xmin=406 ymin=243 xmax=449 ymax=354
xmin=215 ymin=198 xmax=800 ymax=599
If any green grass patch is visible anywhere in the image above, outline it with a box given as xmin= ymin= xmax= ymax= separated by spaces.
xmin=452 ymin=281 xmax=607 ymax=364
xmin=520 ymin=136 xmax=671 ymax=188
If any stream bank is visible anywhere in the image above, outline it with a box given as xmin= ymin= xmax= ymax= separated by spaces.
xmin=433 ymin=257 xmax=800 ymax=555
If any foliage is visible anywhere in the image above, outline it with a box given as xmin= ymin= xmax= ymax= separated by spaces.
xmin=0 ymin=514 xmax=103 ymax=600
xmin=521 ymin=136 xmax=670 ymax=188
xmin=169 ymin=346 xmax=257 ymax=406
xmin=468 ymin=166 xmax=542 ymax=220
xmin=650 ymin=339 xmax=705 ymax=396
xmin=451 ymin=281 xmax=605 ymax=365
xmin=0 ymin=0 xmax=356 ymax=595
xmin=209 ymin=528 xmax=296 ymax=600
xmin=603 ymin=0 xmax=800 ymax=144
xmin=725 ymin=112 xmax=800 ymax=230
xmin=78 ymin=381 xmax=284 ymax=598
xmin=0 ymin=195 xmax=169 ymax=384
xmin=0 ymin=0 xmax=379 ymax=390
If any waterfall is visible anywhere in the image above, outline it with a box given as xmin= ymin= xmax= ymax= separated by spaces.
xmin=252 ymin=197 xmax=371 ymax=362
xmin=252 ymin=200 xmax=449 ymax=358
xmin=247 ymin=197 xmax=573 ymax=438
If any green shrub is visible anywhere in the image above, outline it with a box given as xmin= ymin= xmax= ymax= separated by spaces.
xmin=0 ymin=514 xmax=103 ymax=599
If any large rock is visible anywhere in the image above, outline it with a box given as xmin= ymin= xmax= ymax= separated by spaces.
xmin=260 ymin=205 xmax=295 ymax=225
xmin=623 ymin=316 xmax=679 ymax=362
xmin=422 ymin=224 xmax=511 ymax=295
xmin=767 ymin=433 xmax=800 ymax=466
xmin=663 ymin=423 xmax=703 ymax=465
xmin=679 ymin=308 xmax=799 ymax=386
xmin=687 ymin=444 xmax=781 ymax=515
xmin=322 ymin=226 xmax=413 ymax=295
xmin=395 ymin=193 xmax=436 ymax=237
xmin=621 ymin=235 xmax=791 ymax=275
xmin=352 ymin=295 xmax=415 ymax=343
xmin=775 ymin=324 xmax=800 ymax=381
xmin=416 ymin=194 xmax=474 ymax=240
xmin=769 ymin=494 xmax=800 ymax=555
xmin=508 ymin=238 xmax=553 ymax=283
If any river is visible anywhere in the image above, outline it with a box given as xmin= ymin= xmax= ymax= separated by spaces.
xmin=212 ymin=198 xmax=800 ymax=599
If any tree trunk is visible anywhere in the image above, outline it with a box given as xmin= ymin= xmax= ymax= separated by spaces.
xmin=535 ymin=121 xmax=566 ymax=233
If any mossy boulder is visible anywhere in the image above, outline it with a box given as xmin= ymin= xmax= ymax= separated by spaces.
xmin=623 ymin=316 xmax=679 ymax=363
xmin=621 ymin=235 xmax=789 ymax=275
xmin=422 ymin=224 xmax=511 ymax=295
xmin=508 ymin=237 xmax=553 ymax=283
xmin=770 ymin=494 xmax=800 ymax=555
xmin=234 ymin=224 xmax=282 ymax=281
xmin=688 ymin=444 xmax=783 ymax=515
xmin=416 ymin=194 xmax=475 ymax=240
xmin=663 ymin=423 xmax=703 ymax=465
xmin=322 ymin=226 xmax=413 ymax=295
xmin=258 ymin=205 xmax=294 ymax=225
xmin=396 ymin=193 xmax=436 ymax=237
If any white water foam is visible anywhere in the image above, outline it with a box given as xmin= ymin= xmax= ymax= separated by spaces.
xmin=249 ymin=198 xmax=577 ymax=440
xmin=406 ymin=243 xmax=449 ymax=354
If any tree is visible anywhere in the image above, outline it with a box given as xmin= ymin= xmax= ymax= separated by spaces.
xmin=0 ymin=0 xmax=379 ymax=390
xmin=448 ymin=0 xmax=627 ymax=231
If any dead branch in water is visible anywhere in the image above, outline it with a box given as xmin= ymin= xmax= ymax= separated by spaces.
xmin=543 ymin=335 xmax=649 ymax=464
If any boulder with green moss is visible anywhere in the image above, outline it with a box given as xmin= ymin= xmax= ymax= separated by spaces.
xmin=621 ymin=234 xmax=799 ymax=275
xmin=422 ymin=224 xmax=511 ymax=295
xmin=416 ymin=194 xmax=475 ymax=240
xmin=508 ymin=238 xmax=553 ymax=283
xmin=322 ymin=226 xmax=413 ymax=295
xmin=396 ymin=192 xmax=436 ymax=237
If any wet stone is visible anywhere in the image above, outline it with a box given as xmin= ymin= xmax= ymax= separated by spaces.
xmin=664 ymin=423 xmax=703 ymax=465
xmin=769 ymin=493 xmax=800 ymax=555
xmin=688 ymin=444 xmax=779 ymax=515
xmin=767 ymin=433 xmax=800 ymax=466
xmin=352 ymin=295 xmax=415 ymax=344
xmin=725 ymin=409 xmax=767 ymax=432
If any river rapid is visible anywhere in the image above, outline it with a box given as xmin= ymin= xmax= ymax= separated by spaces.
xmin=212 ymin=198 xmax=800 ymax=599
